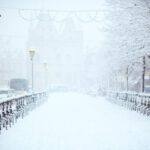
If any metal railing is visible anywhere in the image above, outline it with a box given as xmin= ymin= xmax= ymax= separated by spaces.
xmin=107 ymin=91 xmax=150 ymax=116
xmin=0 ymin=92 xmax=47 ymax=134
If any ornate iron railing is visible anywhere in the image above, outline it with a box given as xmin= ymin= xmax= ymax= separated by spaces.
xmin=0 ymin=92 xmax=47 ymax=134
xmin=107 ymin=91 xmax=150 ymax=116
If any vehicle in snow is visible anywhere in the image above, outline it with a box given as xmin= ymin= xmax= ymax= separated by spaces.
xmin=0 ymin=88 xmax=15 ymax=99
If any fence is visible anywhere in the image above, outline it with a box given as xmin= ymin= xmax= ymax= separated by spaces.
xmin=107 ymin=91 xmax=150 ymax=116
xmin=0 ymin=92 xmax=47 ymax=134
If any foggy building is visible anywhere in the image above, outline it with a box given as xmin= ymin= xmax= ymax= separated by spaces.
xmin=27 ymin=14 xmax=84 ymax=91
xmin=0 ymin=36 xmax=27 ymax=88
xmin=83 ymin=50 xmax=101 ymax=92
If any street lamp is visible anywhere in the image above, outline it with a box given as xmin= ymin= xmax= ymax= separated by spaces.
xmin=43 ymin=61 xmax=48 ymax=90
xmin=29 ymin=49 xmax=35 ymax=93
xmin=43 ymin=61 xmax=48 ymax=69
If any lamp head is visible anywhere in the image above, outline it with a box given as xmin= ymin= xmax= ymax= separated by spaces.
xmin=29 ymin=49 xmax=35 ymax=60
xmin=43 ymin=61 xmax=48 ymax=68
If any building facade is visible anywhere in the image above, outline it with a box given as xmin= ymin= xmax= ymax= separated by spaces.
xmin=0 ymin=36 xmax=27 ymax=89
xmin=27 ymin=14 xmax=84 ymax=91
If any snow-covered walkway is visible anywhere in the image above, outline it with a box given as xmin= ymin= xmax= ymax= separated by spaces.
xmin=0 ymin=92 xmax=150 ymax=150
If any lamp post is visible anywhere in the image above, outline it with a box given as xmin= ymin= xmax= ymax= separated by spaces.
xmin=43 ymin=61 xmax=48 ymax=90
xmin=29 ymin=49 xmax=35 ymax=93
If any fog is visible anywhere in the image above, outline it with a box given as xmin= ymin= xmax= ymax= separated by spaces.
xmin=0 ymin=0 xmax=150 ymax=93
xmin=1 ymin=1 xmax=150 ymax=149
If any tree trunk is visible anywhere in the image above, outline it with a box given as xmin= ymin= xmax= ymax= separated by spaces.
xmin=126 ymin=66 xmax=129 ymax=91
xmin=142 ymin=56 xmax=146 ymax=93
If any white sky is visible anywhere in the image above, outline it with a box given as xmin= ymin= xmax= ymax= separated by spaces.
xmin=0 ymin=0 xmax=105 ymax=49
xmin=0 ymin=0 xmax=102 ymax=9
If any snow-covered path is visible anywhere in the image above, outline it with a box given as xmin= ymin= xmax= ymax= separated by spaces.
xmin=1 ymin=92 xmax=150 ymax=150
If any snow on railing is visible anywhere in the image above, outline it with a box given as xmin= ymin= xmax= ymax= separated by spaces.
xmin=0 ymin=92 xmax=48 ymax=134
xmin=106 ymin=91 xmax=150 ymax=116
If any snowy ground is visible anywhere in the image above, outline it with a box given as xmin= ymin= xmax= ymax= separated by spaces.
xmin=0 ymin=92 xmax=150 ymax=150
